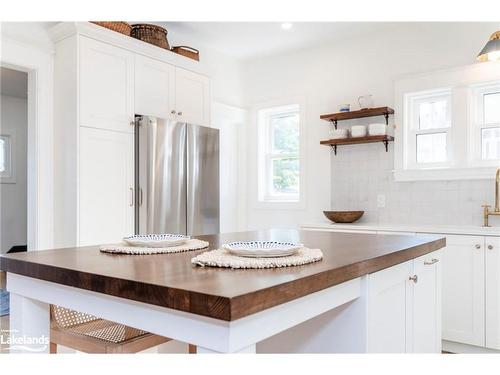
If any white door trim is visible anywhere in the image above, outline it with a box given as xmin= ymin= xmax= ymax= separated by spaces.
xmin=1 ymin=36 xmax=54 ymax=251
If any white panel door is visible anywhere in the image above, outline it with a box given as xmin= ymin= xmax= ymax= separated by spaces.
xmin=79 ymin=37 xmax=134 ymax=133
xmin=79 ymin=127 xmax=134 ymax=246
xmin=367 ymin=260 xmax=412 ymax=353
xmin=486 ymin=236 xmax=500 ymax=349
xmin=441 ymin=235 xmax=485 ymax=346
xmin=175 ymin=67 xmax=210 ymax=126
xmin=410 ymin=250 xmax=442 ymax=353
xmin=135 ymin=54 xmax=176 ymax=119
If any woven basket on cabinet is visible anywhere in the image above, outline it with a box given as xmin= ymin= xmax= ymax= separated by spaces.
xmin=131 ymin=23 xmax=170 ymax=50
xmin=90 ymin=22 xmax=132 ymax=36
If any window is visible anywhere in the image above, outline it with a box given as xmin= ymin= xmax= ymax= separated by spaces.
xmin=472 ymin=84 xmax=500 ymax=161
xmin=406 ymin=90 xmax=451 ymax=168
xmin=0 ymin=134 xmax=15 ymax=183
xmin=258 ymin=104 xmax=301 ymax=202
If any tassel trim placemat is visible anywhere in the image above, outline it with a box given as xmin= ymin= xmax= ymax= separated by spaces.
xmin=100 ymin=239 xmax=209 ymax=255
xmin=191 ymin=248 xmax=323 ymax=269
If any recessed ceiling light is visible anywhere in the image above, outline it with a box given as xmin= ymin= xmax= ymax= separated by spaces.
xmin=281 ymin=22 xmax=293 ymax=30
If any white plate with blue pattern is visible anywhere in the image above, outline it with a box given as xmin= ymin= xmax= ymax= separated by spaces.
xmin=123 ymin=234 xmax=190 ymax=248
xmin=222 ymin=241 xmax=303 ymax=258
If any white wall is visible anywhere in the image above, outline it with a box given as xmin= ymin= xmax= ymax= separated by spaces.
xmin=0 ymin=95 xmax=27 ymax=252
xmin=241 ymin=22 xmax=500 ymax=230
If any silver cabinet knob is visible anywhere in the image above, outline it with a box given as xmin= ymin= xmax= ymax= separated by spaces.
xmin=177 ymin=111 xmax=183 ymax=116
xmin=488 ymin=245 xmax=494 ymax=250
xmin=171 ymin=110 xmax=176 ymax=114
xmin=475 ymin=244 xmax=481 ymax=249
xmin=409 ymin=275 xmax=418 ymax=283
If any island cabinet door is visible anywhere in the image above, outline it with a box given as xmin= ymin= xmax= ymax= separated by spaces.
xmin=408 ymin=250 xmax=442 ymax=353
xmin=366 ymin=260 xmax=413 ymax=353
xmin=485 ymin=236 xmax=500 ymax=350
xmin=441 ymin=235 xmax=485 ymax=347
xmin=78 ymin=127 xmax=135 ymax=246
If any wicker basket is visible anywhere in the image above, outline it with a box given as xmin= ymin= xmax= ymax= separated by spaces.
xmin=131 ymin=24 xmax=169 ymax=50
xmin=90 ymin=22 xmax=132 ymax=36
xmin=171 ymin=46 xmax=200 ymax=61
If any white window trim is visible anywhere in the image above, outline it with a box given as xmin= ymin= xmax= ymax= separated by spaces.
xmin=0 ymin=131 xmax=17 ymax=184
xmin=254 ymin=98 xmax=306 ymax=210
xmin=405 ymin=89 xmax=452 ymax=170
xmin=394 ymin=61 xmax=500 ymax=181
xmin=469 ymin=82 xmax=500 ymax=166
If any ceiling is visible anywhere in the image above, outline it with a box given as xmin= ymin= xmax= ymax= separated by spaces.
xmin=0 ymin=67 xmax=28 ymax=98
xmin=158 ymin=22 xmax=395 ymax=60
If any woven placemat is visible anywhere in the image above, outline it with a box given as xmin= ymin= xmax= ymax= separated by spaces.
xmin=100 ymin=239 xmax=209 ymax=255
xmin=191 ymin=248 xmax=323 ymax=269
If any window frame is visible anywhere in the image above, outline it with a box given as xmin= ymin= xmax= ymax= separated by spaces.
xmin=257 ymin=102 xmax=304 ymax=206
xmin=394 ymin=62 xmax=500 ymax=181
xmin=406 ymin=89 xmax=452 ymax=169
xmin=0 ymin=132 xmax=16 ymax=184
xmin=470 ymin=82 xmax=500 ymax=165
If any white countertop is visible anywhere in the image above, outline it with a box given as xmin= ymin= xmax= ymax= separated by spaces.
xmin=301 ymin=221 xmax=500 ymax=237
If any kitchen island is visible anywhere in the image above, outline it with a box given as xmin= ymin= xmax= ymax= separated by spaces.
xmin=0 ymin=229 xmax=445 ymax=353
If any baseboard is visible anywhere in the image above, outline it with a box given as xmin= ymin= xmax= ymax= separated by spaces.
xmin=442 ymin=340 xmax=500 ymax=354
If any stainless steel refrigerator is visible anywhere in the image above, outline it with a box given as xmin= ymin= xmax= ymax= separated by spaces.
xmin=134 ymin=115 xmax=220 ymax=236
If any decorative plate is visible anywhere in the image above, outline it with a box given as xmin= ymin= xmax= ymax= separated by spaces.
xmin=222 ymin=241 xmax=304 ymax=258
xmin=123 ymin=234 xmax=190 ymax=248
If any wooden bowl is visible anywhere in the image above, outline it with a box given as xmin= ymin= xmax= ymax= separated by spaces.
xmin=323 ymin=210 xmax=364 ymax=223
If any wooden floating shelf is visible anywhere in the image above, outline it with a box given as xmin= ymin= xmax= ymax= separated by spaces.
xmin=320 ymin=106 xmax=394 ymax=128
xmin=320 ymin=135 xmax=394 ymax=155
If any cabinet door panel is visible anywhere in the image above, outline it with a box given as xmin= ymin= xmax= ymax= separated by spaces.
xmin=175 ymin=67 xmax=210 ymax=126
xmin=367 ymin=261 xmax=412 ymax=353
xmin=135 ymin=55 xmax=176 ymax=119
xmin=79 ymin=127 xmax=134 ymax=246
xmin=486 ymin=236 xmax=500 ymax=349
xmin=80 ymin=37 xmax=134 ymax=133
xmin=411 ymin=250 xmax=442 ymax=353
xmin=441 ymin=235 xmax=485 ymax=346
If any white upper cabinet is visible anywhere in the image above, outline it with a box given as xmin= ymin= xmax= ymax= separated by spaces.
xmin=79 ymin=127 xmax=134 ymax=246
xmin=175 ymin=67 xmax=210 ymax=126
xmin=441 ymin=235 xmax=485 ymax=347
xmin=486 ymin=236 xmax=500 ymax=350
xmin=135 ymin=54 xmax=176 ymax=119
xmin=79 ymin=37 xmax=134 ymax=133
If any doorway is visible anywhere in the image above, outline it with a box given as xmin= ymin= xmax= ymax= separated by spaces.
xmin=0 ymin=66 xmax=28 ymax=325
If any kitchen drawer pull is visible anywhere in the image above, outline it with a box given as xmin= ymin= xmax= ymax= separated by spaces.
xmin=409 ymin=275 xmax=418 ymax=283
xmin=488 ymin=245 xmax=494 ymax=250
xmin=177 ymin=111 xmax=183 ymax=116
xmin=171 ymin=110 xmax=176 ymax=114
xmin=475 ymin=244 xmax=481 ymax=249
xmin=424 ymin=258 xmax=439 ymax=265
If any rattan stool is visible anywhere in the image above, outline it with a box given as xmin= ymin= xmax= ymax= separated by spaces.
xmin=50 ymin=305 xmax=171 ymax=354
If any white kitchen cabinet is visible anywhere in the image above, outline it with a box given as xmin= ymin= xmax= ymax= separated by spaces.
xmin=79 ymin=37 xmax=134 ymax=133
xmin=135 ymin=54 xmax=176 ymax=119
xmin=367 ymin=250 xmax=442 ymax=353
xmin=441 ymin=235 xmax=485 ymax=347
xmin=409 ymin=252 xmax=442 ymax=353
xmin=79 ymin=127 xmax=134 ymax=246
xmin=175 ymin=67 xmax=210 ymax=126
xmin=486 ymin=236 xmax=500 ymax=350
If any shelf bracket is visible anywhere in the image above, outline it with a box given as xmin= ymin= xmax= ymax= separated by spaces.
xmin=382 ymin=140 xmax=389 ymax=152
xmin=331 ymin=119 xmax=338 ymax=129
xmin=330 ymin=144 xmax=337 ymax=155
xmin=384 ymin=113 xmax=389 ymax=125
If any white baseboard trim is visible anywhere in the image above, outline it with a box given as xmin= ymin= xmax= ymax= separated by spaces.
xmin=442 ymin=340 xmax=500 ymax=354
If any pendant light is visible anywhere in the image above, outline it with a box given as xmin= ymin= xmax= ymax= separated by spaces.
xmin=477 ymin=31 xmax=500 ymax=62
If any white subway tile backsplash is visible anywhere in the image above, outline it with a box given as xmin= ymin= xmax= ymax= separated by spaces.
xmin=331 ymin=148 xmax=496 ymax=226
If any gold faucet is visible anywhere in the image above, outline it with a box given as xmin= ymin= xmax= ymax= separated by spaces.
xmin=483 ymin=168 xmax=500 ymax=227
